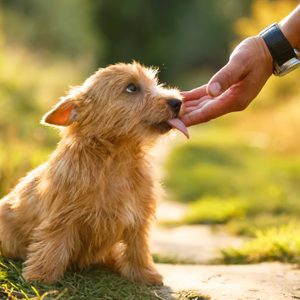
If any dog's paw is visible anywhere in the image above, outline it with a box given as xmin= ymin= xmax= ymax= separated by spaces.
xmin=139 ymin=268 xmax=163 ymax=285
xmin=22 ymin=266 xmax=59 ymax=284
xmin=120 ymin=265 xmax=163 ymax=285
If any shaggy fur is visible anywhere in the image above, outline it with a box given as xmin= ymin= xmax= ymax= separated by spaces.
xmin=0 ymin=62 xmax=182 ymax=284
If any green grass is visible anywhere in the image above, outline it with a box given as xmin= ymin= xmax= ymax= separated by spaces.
xmin=0 ymin=256 xmax=165 ymax=300
xmin=183 ymin=197 xmax=247 ymax=225
xmin=152 ymin=253 xmax=196 ymax=265
xmin=226 ymin=214 xmax=299 ymax=236
xmin=0 ymin=256 xmax=209 ymax=300
xmin=220 ymin=223 xmax=300 ymax=264
xmin=165 ymin=128 xmax=300 ymax=206
xmin=176 ymin=290 xmax=211 ymax=300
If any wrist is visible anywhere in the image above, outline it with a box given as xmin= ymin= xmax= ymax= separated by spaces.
xmin=255 ymin=35 xmax=274 ymax=74
xmin=279 ymin=20 xmax=300 ymax=50
xmin=279 ymin=5 xmax=300 ymax=50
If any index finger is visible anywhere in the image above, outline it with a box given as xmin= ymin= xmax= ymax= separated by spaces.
xmin=181 ymin=84 xmax=207 ymax=102
xmin=180 ymin=93 xmax=237 ymax=126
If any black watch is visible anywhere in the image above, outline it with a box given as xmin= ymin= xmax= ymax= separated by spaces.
xmin=260 ymin=23 xmax=300 ymax=76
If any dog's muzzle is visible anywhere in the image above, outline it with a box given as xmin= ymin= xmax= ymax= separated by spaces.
xmin=167 ymin=99 xmax=182 ymax=116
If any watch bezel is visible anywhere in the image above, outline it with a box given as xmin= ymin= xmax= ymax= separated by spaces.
xmin=274 ymin=49 xmax=300 ymax=76
xmin=260 ymin=23 xmax=300 ymax=76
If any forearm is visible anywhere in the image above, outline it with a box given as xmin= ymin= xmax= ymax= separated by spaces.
xmin=279 ymin=4 xmax=300 ymax=50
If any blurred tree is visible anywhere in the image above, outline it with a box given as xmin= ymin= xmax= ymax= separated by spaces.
xmin=2 ymin=0 xmax=253 ymax=84
xmin=235 ymin=0 xmax=298 ymax=37
xmin=93 ymin=0 xmax=252 ymax=84
xmin=2 ymin=0 xmax=101 ymax=60
xmin=0 ymin=2 xmax=92 ymax=196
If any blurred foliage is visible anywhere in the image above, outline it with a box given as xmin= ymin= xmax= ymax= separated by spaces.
xmin=183 ymin=197 xmax=247 ymax=225
xmin=152 ymin=253 xmax=195 ymax=265
xmin=235 ymin=0 xmax=297 ymax=37
xmin=94 ymin=0 xmax=252 ymax=85
xmin=165 ymin=126 xmax=300 ymax=233
xmin=165 ymin=128 xmax=300 ymax=204
xmin=3 ymin=0 xmax=101 ymax=59
xmin=1 ymin=0 xmax=253 ymax=85
xmin=220 ymin=223 xmax=300 ymax=264
xmin=0 ymin=4 xmax=93 ymax=196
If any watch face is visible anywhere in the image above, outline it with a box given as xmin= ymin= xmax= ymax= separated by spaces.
xmin=274 ymin=57 xmax=300 ymax=76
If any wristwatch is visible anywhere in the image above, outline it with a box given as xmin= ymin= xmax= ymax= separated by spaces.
xmin=260 ymin=23 xmax=300 ymax=76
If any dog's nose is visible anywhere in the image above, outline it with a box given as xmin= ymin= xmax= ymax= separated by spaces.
xmin=167 ymin=99 xmax=182 ymax=115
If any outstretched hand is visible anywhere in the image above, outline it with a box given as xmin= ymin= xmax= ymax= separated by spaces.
xmin=180 ymin=36 xmax=273 ymax=127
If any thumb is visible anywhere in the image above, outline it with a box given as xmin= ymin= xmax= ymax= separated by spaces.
xmin=207 ymin=54 xmax=246 ymax=97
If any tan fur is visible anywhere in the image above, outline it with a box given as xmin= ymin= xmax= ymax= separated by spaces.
xmin=0 ymin=62 xmax=182 ymax=284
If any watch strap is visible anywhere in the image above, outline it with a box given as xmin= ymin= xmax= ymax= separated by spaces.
xmin=260 ymin=23 xmax=297 ymax=66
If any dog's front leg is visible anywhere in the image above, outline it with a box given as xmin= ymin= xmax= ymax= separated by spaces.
xmin=22 ymin=223 xmax=78 ymax=283
xmin=117 ymin=223 xmax=163 ymax=285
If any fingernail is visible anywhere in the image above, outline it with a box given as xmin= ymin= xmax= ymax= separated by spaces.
xmin=209 ymin=82 xmax=221 ymax=96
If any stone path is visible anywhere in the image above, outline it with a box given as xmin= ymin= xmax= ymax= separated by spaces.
xmin=152 ymin=201 xmax=299 ymax=300
xmin=153 ymin=199 xmax=245 ymax=263
xmin=157 ymin=263 xmax=300 ymax=300
xmin=152 ymin=224 xmax=244 ymax=264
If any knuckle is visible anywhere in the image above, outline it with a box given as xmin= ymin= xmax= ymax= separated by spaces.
xmin=219 ymin=67 xmax=234 ymax=88
xmin=230 ymin=52 xmax=248 ymax=72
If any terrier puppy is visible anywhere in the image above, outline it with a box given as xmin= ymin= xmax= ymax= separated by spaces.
xmin=0 ymin=62 xmax=189 ymax=284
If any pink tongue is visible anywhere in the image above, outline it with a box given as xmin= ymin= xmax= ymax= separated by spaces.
xmin=167 ymin=118 xmax=189 ymax=139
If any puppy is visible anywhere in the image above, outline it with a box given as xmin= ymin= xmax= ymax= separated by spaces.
xmin=0 ymin=62 xmax=188 ymax=284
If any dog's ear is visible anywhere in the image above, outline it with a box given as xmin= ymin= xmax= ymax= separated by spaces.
xmin=41 ymin=97 xmax=78 ymax=127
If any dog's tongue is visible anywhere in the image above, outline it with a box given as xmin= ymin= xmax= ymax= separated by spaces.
xmin=167 ymin=118 xmax=189 ymax=139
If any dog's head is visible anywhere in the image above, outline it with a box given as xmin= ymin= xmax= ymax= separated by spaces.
xmin=42 ymin=62 xmax=188 ymax=142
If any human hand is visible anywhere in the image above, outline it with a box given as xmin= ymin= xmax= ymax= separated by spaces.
xmin=180 ymin=36 xmax=273 ymax=126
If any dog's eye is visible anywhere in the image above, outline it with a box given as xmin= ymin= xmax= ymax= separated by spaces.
xmin=126 ymin=83 xmax=138 ymax=93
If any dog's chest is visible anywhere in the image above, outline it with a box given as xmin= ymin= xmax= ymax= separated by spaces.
xmin=88 ymin=157 xmax=152 ymax=232
xmin=80 ymin=160 xmax=152 ymax=250
xmin=106 ymin=163 xmax=145 ymax=214
xmin=85 ymin=197 xmax=140 ymax=249
xmin=101 ymin=190 xmax=142 ymax=229
xmin=119 ymin=197 xmax=141 ymax=227
xmin=95 ymin=182 xmax=145 ymax=231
